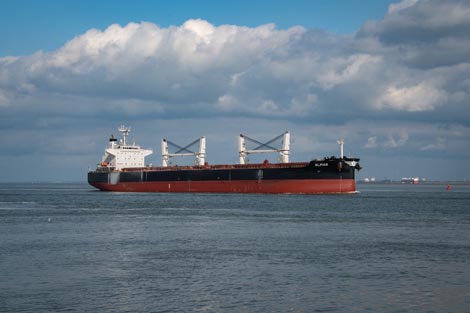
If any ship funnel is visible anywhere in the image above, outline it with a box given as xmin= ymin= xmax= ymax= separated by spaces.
xmin=109 ymin=134 xmax=117 ymax=148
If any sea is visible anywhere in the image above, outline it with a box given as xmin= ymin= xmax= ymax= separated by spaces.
xmin=0 ymin=183 xmax=469 ymax=313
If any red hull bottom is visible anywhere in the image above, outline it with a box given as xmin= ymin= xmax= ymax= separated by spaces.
xmin=90 ymin=179 xmax=357 ymax=194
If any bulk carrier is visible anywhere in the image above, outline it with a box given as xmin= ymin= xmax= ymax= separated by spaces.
xmin=88 ymin=126 xmax=361 ymax=194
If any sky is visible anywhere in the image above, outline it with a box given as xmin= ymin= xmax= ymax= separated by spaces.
xmin=0 ymin=0 xmax=469 ymax=182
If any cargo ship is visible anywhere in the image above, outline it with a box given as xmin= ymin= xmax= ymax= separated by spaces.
xmin=88 ymin=126 xmax=362 ymax=194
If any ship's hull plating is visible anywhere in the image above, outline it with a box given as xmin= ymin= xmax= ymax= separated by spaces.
xmin=88 ymin=159 xmax=359 ymax=194
xmin=90 ymin=179 xmax=356 ymax=194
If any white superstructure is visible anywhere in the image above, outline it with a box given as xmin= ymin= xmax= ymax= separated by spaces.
xmin=100 ymin=126 xmax=152 ymax=170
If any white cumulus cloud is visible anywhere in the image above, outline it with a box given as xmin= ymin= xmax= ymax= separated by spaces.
xmin=388 ymin=0 xmax=419 ymax=14
xmin=0 ymin=2 xmax=470 ymax=181
xmin=376 ymin=82 xmax=447 ymax=111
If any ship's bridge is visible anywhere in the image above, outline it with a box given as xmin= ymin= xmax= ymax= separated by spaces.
xmin=100 ymin=126 xmax=152 ymax=170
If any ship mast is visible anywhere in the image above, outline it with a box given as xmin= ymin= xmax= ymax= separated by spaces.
xmin=118 ymin=125 xmax=131 ymax=146
xmin=337 ymin=139 xmax=344 ymax=159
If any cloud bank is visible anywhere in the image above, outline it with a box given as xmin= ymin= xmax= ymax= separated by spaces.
xmin=0 ymin=0 xmax=469 ymax=181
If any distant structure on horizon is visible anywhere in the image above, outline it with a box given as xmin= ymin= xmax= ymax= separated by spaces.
xmin=361 ymin=177 xmax=430 ymax=184
xmin=401 ymin=177 xmax=426 ymax=185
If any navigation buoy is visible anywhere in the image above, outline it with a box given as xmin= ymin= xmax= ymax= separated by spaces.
xmin=446 ymin=184 xmax=451 ymax=191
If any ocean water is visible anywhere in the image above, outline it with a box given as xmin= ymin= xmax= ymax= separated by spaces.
xmin=0 ymin=183 xmax=469 ymax=313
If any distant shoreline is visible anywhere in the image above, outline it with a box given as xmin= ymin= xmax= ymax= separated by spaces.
xmin=0 ymin=181 xmax=469 ymax=186
xmin=358 ymin=181 xmax=470 ymax=186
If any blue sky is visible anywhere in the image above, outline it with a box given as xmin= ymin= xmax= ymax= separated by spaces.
xmin=1 ymin=0 xmax=395 ymax=56
xmin=0 ymin=0 xmax=469 ymax=182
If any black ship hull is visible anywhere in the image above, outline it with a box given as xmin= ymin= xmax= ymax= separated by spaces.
xmin=88 ymin=158 xmax=361 ymax=194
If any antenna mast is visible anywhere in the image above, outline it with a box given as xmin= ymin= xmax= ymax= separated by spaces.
xmin=118 ymin=125 xmax=131 ymax=145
